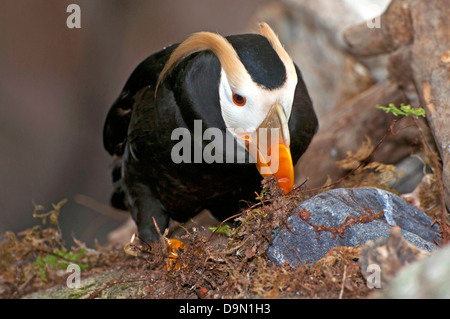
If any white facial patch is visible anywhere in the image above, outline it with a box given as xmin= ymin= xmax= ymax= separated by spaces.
xmin=218 ymin=65 xmax=297 ymax=136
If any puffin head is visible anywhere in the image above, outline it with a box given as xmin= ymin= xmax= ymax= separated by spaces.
xmin=157 ymin=23 xmax=300 ymax=194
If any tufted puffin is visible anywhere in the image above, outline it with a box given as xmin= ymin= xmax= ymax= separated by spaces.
xmin=103 ymin=23 xmax=318 ymax=242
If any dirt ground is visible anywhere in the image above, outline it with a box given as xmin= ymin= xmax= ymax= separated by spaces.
xmin=0 ymin=177 xmax=372 ymax=299
xmin=1 ymin=125 xmax=447 ymax=299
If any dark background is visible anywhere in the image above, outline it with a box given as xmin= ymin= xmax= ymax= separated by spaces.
xmin=0 ymin=0 xmax=269 ymax=245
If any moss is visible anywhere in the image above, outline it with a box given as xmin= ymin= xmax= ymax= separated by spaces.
xmin=2 ymin=112 xmax=447 ymax=298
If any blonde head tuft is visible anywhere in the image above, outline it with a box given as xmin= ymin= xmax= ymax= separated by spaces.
xmin=258 ymin=22 xmax=295 ymax=77
xmin=155 ymin=23 xmax=294 ymax=95
xmin=156 ymin=32 xmax=248 ymax=94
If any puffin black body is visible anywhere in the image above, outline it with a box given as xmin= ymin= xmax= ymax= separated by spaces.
xmin=103 ymin=24 xmax=318 ymax=242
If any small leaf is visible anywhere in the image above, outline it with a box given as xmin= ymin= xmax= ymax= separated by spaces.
xmin=39 ymin=269 xmax=47 ymax=282
xmin=375 ymin=103 xmax=426 ymax=118
xmin=49 ymin=211 xmax=60 ymax=226
xmin=34 ymin=255 xmax=45 ymax=268
xmin=44 ymin=254 xmax=60 ymax=267
xmin=255 ymin=188 xmax=268 ymax=200
xmin=209 ymin=224 xmax=232 ymax=236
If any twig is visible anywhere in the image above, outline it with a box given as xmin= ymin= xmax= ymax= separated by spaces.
xmin=413 ymin=117 xmax=449 ymax=244
xmin=254 ymin=191 xmax=266 ymax=208
xmin=339 ymin=265 xmax=347 ymax=299
xmin=207 ymin=211 xmax=245 ymax=242
xmin=152 ymin=217 xmax=168 ymax=253
xmin=136 ymin=234 xmax=153 ymax=251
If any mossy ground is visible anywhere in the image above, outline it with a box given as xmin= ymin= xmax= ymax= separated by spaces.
xmin=0 ymin=179 xmax=371 ymax=299
xmin=1 ymin=120 xmax=447 ymax=299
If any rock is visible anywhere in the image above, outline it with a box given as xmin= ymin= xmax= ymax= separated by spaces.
xmin=251 ymin=1 xmax=427 ymax=190
xmin=400 ymin=173 xmax=438 ymax=214
xmin=359 ymin=226 xmax=431 ymax=288
xmin=343 ymin=0 xmax=450 ymax=212
xmin=23 ymin=270 xmax=148 ymax=299
xmin=252 ymin=0 xmax=384 ymax=119
xmin=393 ymin=155 xmax=425 ymax=194
xmin=107 ymin=216 xmax=137 ymax=247
xmin=378 ymin=244 xmax=450 ymax=298
xmin=293 ymin=81 xmax=421 ymax=188
xmin=267 ymin=187 xmax=440 ymax=265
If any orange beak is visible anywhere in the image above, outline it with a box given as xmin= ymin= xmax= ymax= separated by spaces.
xmin=240 ymin=103 xmax=294 ymax=194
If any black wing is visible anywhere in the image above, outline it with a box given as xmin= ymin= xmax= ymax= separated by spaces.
xmin=103 ymin=44 xmax=178 ymax=156
xmin=103 ymin=44 xmax=178 ymax=210
xmin=288 ymin=64 xmax=318 ymax=165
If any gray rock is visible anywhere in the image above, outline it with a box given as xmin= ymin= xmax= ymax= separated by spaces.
xmin=267 ymin=187 xmax=440 ymax=265
xmin=379 ymin=244 xmax=450 ymax=299
xmin=393 ymin=155 xmax=425 ymax=193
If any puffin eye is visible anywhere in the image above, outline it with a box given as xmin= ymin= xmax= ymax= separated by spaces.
xmin=232 ymin=92 xmax=246 ymax=107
